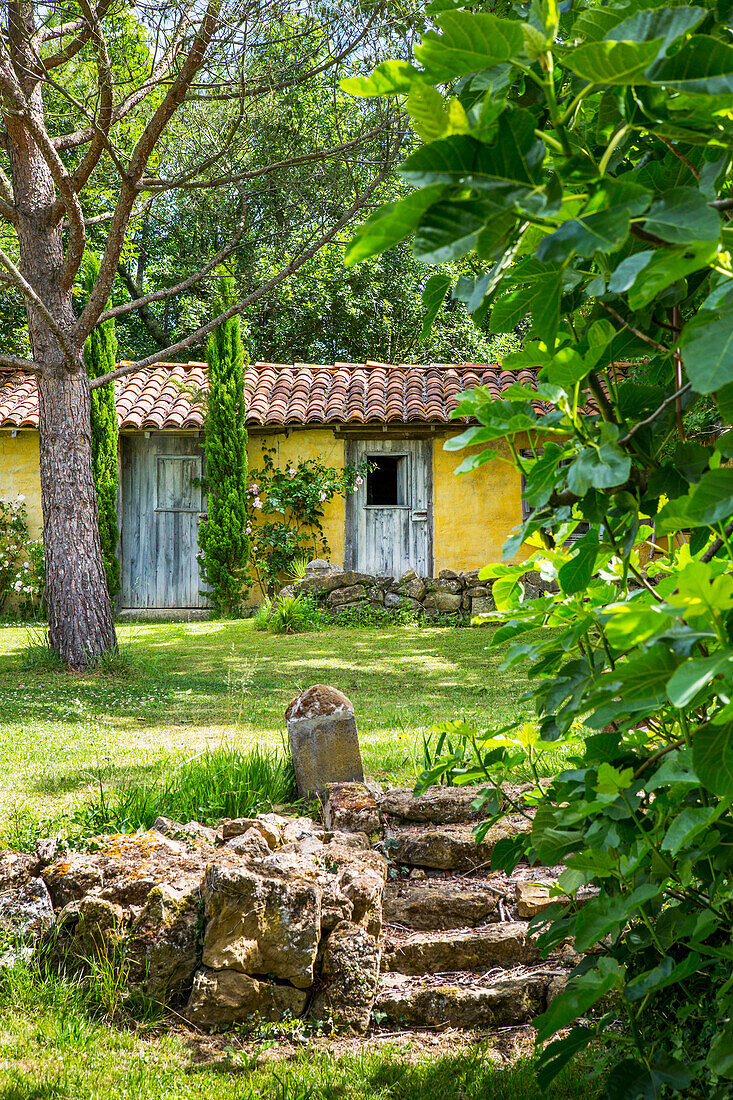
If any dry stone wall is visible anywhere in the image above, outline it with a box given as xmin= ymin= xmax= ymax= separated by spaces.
xmin=286 ymin=562 xmax=495 ymax=617
xmin=0 ymin=780 xmax=587 ymax=1035
xmin=283 ymin=560 xmax=558 ymax=618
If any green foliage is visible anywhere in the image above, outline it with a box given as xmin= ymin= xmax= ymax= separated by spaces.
xmin=198 ymin=274 xmax=251 ymax=615
xmin=73 ymin=744 xmax=297 ymax=834
xmin=348 ymin=1 xmax=733 ymax=1093
xmin=83 ymin=255 xmax=120 ymax=601
xmin=0 ymin=498 xmax=44 ymax=617
xmin=247 ymin=448 xmax=365 ymax=594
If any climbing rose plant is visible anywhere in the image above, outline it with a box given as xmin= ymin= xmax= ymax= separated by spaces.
xmin=345 ymin=0 xmax=733 ymax=1094
xmin=247 ymin=447 xmax=366 ymax=594
xmin=0 ymin=498 xmax=44 ymax=616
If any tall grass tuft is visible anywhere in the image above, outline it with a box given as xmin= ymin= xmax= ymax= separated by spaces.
xmin=76 ymin=744 xmax=298 ymax=832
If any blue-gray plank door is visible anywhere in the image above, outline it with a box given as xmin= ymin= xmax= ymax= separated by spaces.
xmin=120 ymin=434 xmax=207 ymax=609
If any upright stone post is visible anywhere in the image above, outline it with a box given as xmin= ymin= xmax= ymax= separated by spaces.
xmin=285 ymin=685 xmax=364 ymax=800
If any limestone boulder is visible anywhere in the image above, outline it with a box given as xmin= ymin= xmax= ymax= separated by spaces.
xmin=323 ymin=831 xmax=370 ymax=851
xmin=202 ymin=862 xmax=321 ymax=989
xmin=224 ymin=828 xmax=272 ymax=861
xmin=34 ymin=838 xmax=60 ymax=869
xmin=62 ymin=896 xmax=126 ymax=963
xmin=304 ymin=559 xmax=342 ymax=576
xmin=42 ymin=853 xmax=104 ymax=907
xmin=324 ymin=783 xmax=380 ymax=835
xmin=424 ymin=592 xmax=462 ymax=613
xmin=128 ymin=882 xmax=202 ymax=999
xmin=154 ymin=817 xmax=217 ymax=845
xmin=0 ymin=851 xmax=39 ymax=892
xmin=470 ymin=596 xmax=495 ymax=618
xmin=384 ymin=593 xmax=421 ymax=612
xmin=43 ymin=831 xmax=212 ymax=910
xmin=379 ymin=785 xmax=486 ymax=825
xmin=0 ymin=877 xmax=53 ymax=944
xmin=310 ymin=921 xmax=381 ymax=1033
xmin=330 ymin=846 xmax=387 ymax=939
xmin=186 ymin=967 xmax=308 ymax=1028
xmin=436 ymin=578 xmax=463 ymax=595
xmin=327 ymin=584 xmax=368 ymax=607
xmin=323 ymin=570 xmax=372 ymax=592
xmin=401 ymin=576 xmax=427 ymax=601
xmin=260 ymin=839 xmax=387 ymax=938
xmin=516 ymin=881 xmax=559 ymax=919
xmin=281 ymin=817 xmax=324 ymax=845
xmin=292 ymin=575 xmax=331 ymax=597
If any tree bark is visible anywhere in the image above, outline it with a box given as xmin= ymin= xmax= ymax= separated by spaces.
xmin=3 ymin=5 xmax=117 ymax=668
xmin=37 ymin=368 xmax=117 ymax=668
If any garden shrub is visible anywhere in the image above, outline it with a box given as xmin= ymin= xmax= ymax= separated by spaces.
xmin=247 ymin=447 xmax=366 ymax=594
xmin=0 ymin=497 xmax=44 ymax=616
xmin=347 ymin=0 xmax=733 ymax=1093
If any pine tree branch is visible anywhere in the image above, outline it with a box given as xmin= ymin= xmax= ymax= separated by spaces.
xmin=90 ymin=131 xmax=404 ymax=387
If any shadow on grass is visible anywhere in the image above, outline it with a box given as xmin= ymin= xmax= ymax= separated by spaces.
xmin=184 ymin=1047 xmax=596 ymax=1100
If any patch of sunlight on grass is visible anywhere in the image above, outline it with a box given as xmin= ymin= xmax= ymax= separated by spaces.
xmin=0 ymin=619 xmax=539 ymax=840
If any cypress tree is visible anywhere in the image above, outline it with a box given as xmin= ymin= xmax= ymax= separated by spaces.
xmin=198 ymin=272 xmax=251 ymax=614
xmin=83 ymin=255 xmax=121 ymax=599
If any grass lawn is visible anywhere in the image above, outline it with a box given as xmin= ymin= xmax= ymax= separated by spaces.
xmin=0 ymin=618 xmax=595 ymax=1099
xmin=0 ymin=958 xmax=599 ymax=1100
xmin=0 ymin=618 xmax=550 ymax=844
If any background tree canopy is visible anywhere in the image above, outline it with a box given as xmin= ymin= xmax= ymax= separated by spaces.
xmin=344 ymin=0 xmax=733 ymax=1095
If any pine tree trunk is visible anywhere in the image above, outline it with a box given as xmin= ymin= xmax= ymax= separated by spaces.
xmin=4 ymin=17 xmax=117 ymax=669
xmin=37 ymin=368 xmax=117 ymax=668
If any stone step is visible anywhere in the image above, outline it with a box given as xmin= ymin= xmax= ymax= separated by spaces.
xmin=381 ymin=921 xmax=539 ymax=975
xmin=384 ymin=816 xmax=532 ymax=872
xmin=378 ymin=784 xmax=542 ymax=826
xmin=383 ymin=880 xmax=501 ymax=931
xmin=375 ymin=970 xmax=549 ymax=1030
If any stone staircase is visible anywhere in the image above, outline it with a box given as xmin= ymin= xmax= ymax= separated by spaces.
xmin=326 ymin=780 xmax=575 ymax=1033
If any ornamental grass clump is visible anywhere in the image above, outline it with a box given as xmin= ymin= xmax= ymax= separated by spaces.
xmin=76 ymin=744 xmax=297 ymax=833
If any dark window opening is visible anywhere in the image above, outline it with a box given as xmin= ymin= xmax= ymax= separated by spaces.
xmin=367 ymin=455 xmax=405 ymax=505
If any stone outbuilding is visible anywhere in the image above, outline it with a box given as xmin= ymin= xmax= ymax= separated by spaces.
xmin=0 ymin=361 xmax=543 ymax=612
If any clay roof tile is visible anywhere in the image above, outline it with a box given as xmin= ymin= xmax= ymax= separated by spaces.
xmin=0 ymin=360 xmax=601 ymax=433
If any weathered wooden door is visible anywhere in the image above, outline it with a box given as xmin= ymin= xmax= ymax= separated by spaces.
xmin=120 ymin=434 xmax=206 ymax=608
xmin=346 ymin=438 xmax=432 ymax=576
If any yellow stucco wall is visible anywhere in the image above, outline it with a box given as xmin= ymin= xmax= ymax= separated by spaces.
xmin=0 ymin=427 xmax=527 ymax=593
xmin=247 ymin=430 xmax=346 ymax=568
xmin=432 ymin=433 xmax=527 ymax=572
xmin=0 ymin=430 xmax=43 ymax=538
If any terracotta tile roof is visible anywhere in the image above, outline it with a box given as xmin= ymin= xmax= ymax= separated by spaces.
xmin=0 ymin=360 xmax=549 ymax=431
